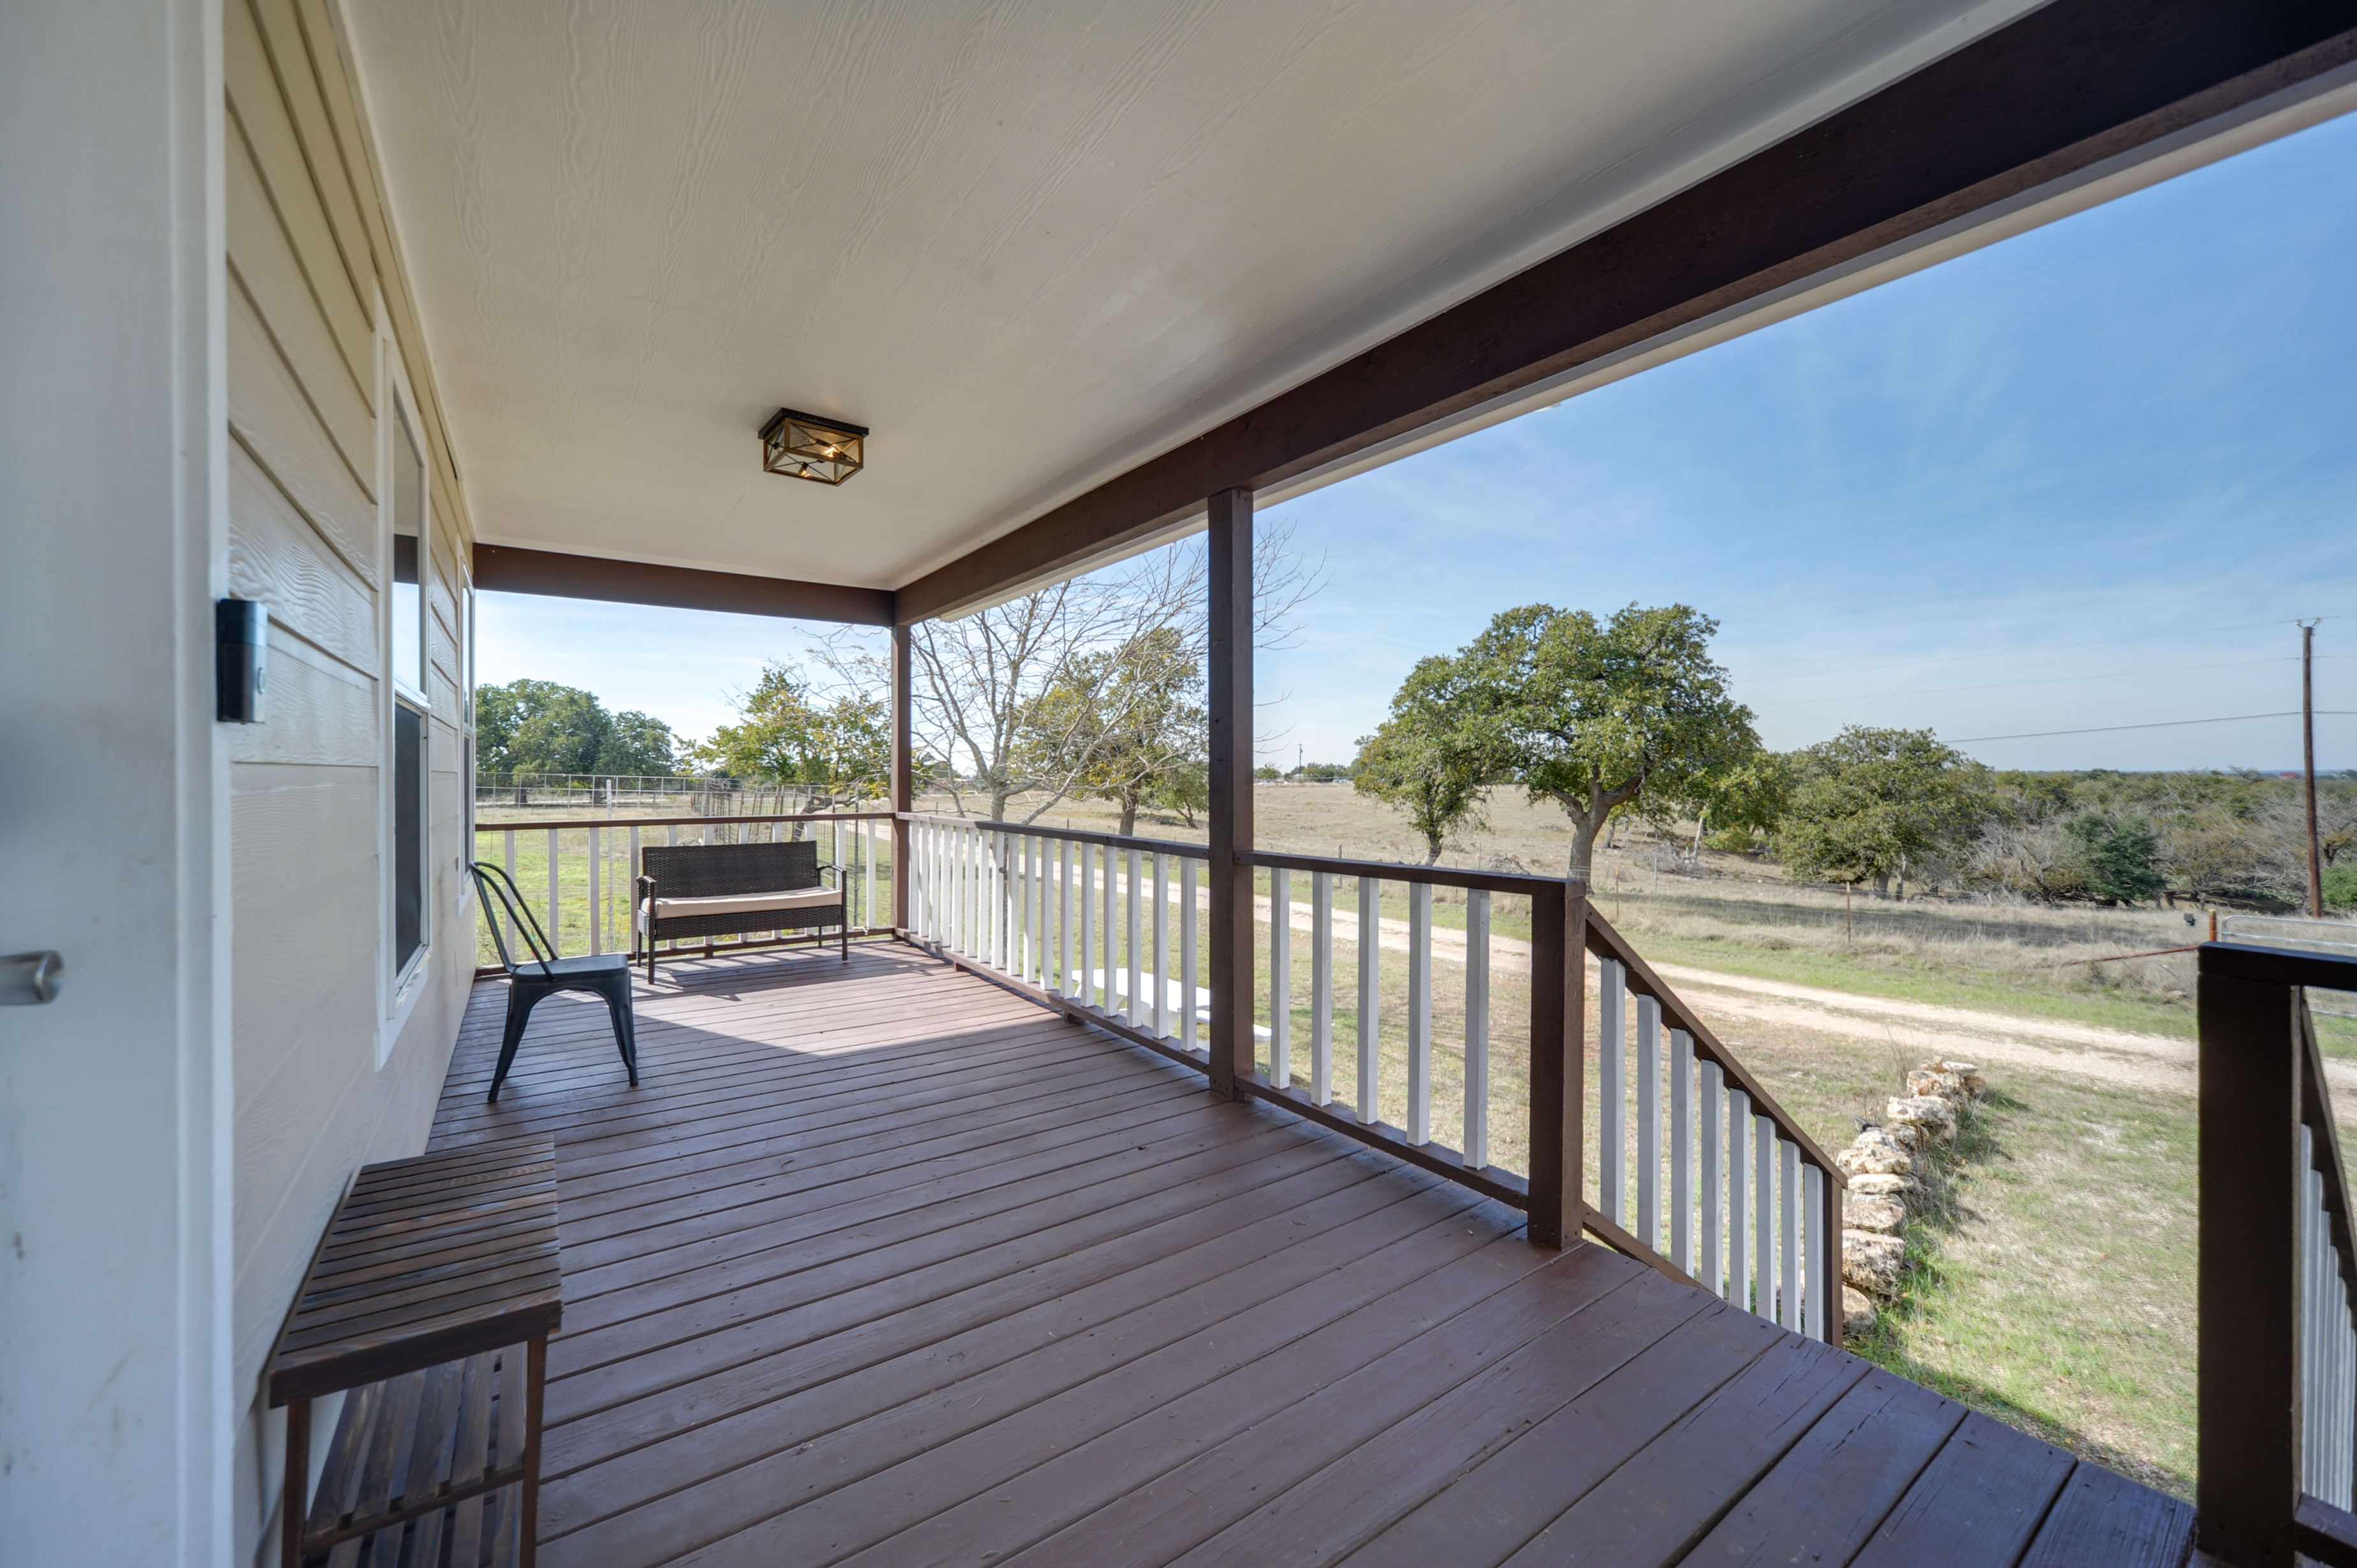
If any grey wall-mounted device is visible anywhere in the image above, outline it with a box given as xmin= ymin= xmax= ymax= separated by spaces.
xmin=216 ymin=598 xmax=267 ymax=723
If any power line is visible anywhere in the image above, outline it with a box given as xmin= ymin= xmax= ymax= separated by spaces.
xmin=1750 ymin=653 xmax=2356 ymax=709
xmin=1742 ymin=614 xmax=2342 ymax=685
xmin=1954 ymin=711 xmax=2357 ymax=743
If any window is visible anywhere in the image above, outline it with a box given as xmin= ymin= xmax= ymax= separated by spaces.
xmin=390 ymin=398 xmax=431 ymax=985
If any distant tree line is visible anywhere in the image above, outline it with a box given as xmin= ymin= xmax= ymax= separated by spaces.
xmin=1350 ymin=602 xmax=2356 ymax=910
xmin=475 ymin=679 xmax=681 ymax=778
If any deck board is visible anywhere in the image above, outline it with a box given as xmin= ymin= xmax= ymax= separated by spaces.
xmin=427 ymin=941 xmax=2194 ymax=1568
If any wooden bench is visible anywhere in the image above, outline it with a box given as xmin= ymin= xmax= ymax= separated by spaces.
xmin=636 ymin=838 xmax=847 ymax=982
xmin=266 ymin=1137 xmax=562 ymax=1567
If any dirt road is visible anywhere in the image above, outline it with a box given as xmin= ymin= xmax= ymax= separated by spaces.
xmin=1241 ymin=890 xmax=2318 ymax=1096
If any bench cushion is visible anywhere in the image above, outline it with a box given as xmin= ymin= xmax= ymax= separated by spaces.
xmin=641 ymin=887 xmax=841 ymax=923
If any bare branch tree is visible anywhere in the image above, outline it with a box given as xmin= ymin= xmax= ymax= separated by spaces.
xmin=817 ymin=519 xmax=1324 ymax=824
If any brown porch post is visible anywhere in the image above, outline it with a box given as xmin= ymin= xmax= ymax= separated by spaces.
xmin=891 ymin=623 xmax=913 ymax=935
xmin=1206 ymin=488 xmax=1253 ymax=1100
xmin=1527 ymin=880 xmax=1587 ymax=1247
xmin=2196 ymin=961 xmax=2302 ymax=1567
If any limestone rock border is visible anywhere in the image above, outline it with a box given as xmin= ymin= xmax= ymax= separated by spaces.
xmin=1836 ymin=1057 xmax=1986 ymax=1337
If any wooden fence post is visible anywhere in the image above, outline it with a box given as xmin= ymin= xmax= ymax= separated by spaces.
xmin=1528 ymin=879 xmax=1587 ymax=1247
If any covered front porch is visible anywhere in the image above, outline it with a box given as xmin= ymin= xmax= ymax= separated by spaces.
xmin=434 ymin=940 xmax=2190 ymax=1568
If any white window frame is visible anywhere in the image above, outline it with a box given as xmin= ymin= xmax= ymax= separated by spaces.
xmin=378 ymin=312 xmax=435 ymax=1063
xmin=456 ymin=563 xmax=476 ymax=918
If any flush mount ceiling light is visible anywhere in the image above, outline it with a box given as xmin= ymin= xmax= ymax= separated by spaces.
xmin=759 ymin=407 xmax=867 ymax=486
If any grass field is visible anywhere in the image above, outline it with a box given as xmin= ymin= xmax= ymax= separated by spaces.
xmin=467 ymin=780 xmax=2357 ymax=1496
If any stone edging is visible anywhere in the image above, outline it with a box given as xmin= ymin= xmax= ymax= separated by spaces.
xmin=1835 ymin=1058 xmax=1987 ymax=1336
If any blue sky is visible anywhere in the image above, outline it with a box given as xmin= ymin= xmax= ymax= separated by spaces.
xmin=481 ymin=107 xmax=2357 ymax=774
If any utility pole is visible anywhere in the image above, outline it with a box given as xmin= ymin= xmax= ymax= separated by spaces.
xmin=2304 ymin=619 xmax=2324 ymax=918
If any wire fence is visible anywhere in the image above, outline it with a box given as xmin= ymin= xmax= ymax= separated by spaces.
xmin=2222 ymin=913 xmax=2357 ymax=1016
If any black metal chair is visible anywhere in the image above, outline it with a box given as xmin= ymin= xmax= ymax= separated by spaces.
xmin=471 ymin=861 xmax=638 ymax=1103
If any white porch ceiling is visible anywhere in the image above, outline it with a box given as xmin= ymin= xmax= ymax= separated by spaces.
xmin=343 ymin=0 xmax=2036 ymax=591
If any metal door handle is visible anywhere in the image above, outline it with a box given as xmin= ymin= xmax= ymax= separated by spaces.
xmin=1 ymin=952 xmax=64 ymax=1005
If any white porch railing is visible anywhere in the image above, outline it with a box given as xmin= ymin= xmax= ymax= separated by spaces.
xmin=909 ymin=815 xmax=1840 ymax=1342
xmin=907 ymin=814 xmax=1217 ymax=1065
xmin=472 ymin=811 xmax=896 ymax=969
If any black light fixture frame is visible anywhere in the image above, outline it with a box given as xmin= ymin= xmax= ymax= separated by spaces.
xmin=759 ymin=407 xmax=868 ymax=486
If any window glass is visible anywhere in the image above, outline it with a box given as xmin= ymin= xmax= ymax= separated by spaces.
xmin=393 ymin=700 xmax=426 ymax=976
xmin=392 ymin=403 xmax=426 ymax=694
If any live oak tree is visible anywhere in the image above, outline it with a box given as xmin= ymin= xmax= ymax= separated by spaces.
xmin=474 ymin=679 xmax=678 ymax=777
xmin=1018 ymin=627 xmax=1207 ymax=835
xmin=690 ymin=664 xmax=892 ymax=806
xmin=1776 ymin=725 xmax=1995 ymax=897
xmin=1353 ymin=654 xmax=1489 ymax=863
xmin=1447 ymin=602 xmax=1762 ymax=880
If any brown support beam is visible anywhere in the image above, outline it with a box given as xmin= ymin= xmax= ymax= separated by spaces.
xmin=473 ymin=542 xmax=894 ymax=625
xmin=898 ymin=0 xmax=2357 ymax=624
xmin=2196 ymin=956 xmax=2302 ymax=1567
xmin=891 ymin=624 xmax=913 ymax=932
xmin=1205 ymin=488 xmax=1253 ymax=1101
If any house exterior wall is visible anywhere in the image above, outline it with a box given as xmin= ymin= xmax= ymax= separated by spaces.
xmin=222 ymin=0 xmax=477 ymax=1559
xmin=0 ymin=0 xmax=235 ymax=1562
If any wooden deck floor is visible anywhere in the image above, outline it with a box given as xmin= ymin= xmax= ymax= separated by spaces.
xmin=428 ymin=941 xmax=2195 ymax=1568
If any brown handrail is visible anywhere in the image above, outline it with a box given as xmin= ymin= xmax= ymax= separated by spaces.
xmin=475 ymin=810 xmax=894 ymax=832
xmin=1242 ymin=847 xmax=1566 ymax=896
xmin=1581 ymin=905 xmax=1841 ymax=1177
xmin=900 ymin=810 xmax=1206 ymax=860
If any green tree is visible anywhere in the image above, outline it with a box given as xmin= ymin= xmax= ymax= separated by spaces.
xmin=691 ymin=664 xmax=891 ymax=803
xmin=474 ymin=679 xmax=676 ymax=776
xmin=1776 ymin=726 xmax=1994 ymax=897
xmin=1447 ymin=602 xmax=1761 ymax=879
xmin=1019 ymin=630 xmax=1206 ymax=835
xmin=1353 ymin=654 xmax=1489 ymax=863
xmin=2065 ymin=812 xmax=2164 ymax=905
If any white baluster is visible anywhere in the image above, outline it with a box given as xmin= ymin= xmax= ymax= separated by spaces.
xmin=1804 ymin=1162 xmax=1825 ymax=1340
xmin=1058 ymin=838 xmax=1073 ymax=995
xmin=1599 ymin=959 xmax=1627 ymax=1226
xmin=546 ymin=827 xmax=560 ymax=957
xmin=1312 ymin=871 xmax=1335 ymax=1105
xmin=1357 ymin=876 xmax=1380 ymax=1124
xmin=627 ymin=825 xmax=641 ymax=955
xmin=1181 ymin=856 xmax=1200 ymax=1054
xmin=1407 ymin=882 xmax=1431 ymax=1143
xmin=1464 ymin=890 xmax=1490 ymax=1166
xmin=1125 ymin=848 xmax=1142 ymax=1029
xmin=1700 ymin=1060 xmax=1725 ymax=1298
xmin=1755 ymin=1112 xmax=1777 ymax=1323
xmin=1269 ymin=868 xmax=1292 ymax=1087
xmin=1728 ymin=1089 xmax=1752 ymax=1312
xmin=866 ymin=818 xmax=877 ymax=931
xmin=1670 ymin=1028 xmax=1693 ymax=1275
xmin=1078 ymin=843 xmax=1096 ymax=1007
xmin=1102 ymin=841 xmax=1117 ymax=1015
xmin=1780 ymin=1138 xmax=1801 ymax=1332
xmin=1151 ymin=852 xmax=1169 ymax=1039
xmin=499 ymin=829 xmax=516 ymax=959
xmin=1636 ymin=993 xmax=1661 ymax=1248
xmin=588 ymin=824 xmax=604 ymax=954
xmin=1026 ymin=834 xmax=1042 ymax=981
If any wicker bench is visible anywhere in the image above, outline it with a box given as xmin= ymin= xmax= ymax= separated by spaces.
xmin=635 ymin=839 xmax=847 ymax=982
